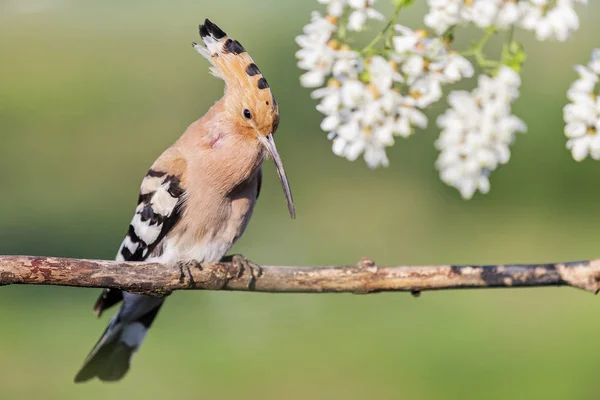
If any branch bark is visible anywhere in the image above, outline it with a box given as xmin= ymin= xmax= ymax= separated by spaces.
xmin=1 ymin=255 xmax=600 ymax=297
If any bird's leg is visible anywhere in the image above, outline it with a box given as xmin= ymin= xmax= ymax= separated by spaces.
xmin=178 ymin=260 xmax=200 ymax=288
xmin=222 ymin=254 xmax=262 ymax=289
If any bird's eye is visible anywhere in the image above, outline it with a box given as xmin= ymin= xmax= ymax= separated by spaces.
xmin=243 ymin=109 xmax=252 ymax=119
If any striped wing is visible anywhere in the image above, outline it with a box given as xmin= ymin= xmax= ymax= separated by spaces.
xmin=93 ymin=167 xmax=185 ymax=316
xmin=120 ymin=170 xmax=184 ymax=261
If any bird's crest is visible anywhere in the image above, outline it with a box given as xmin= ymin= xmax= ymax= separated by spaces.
xmin=193 ymin=19 xmax=279 ymax=137
xmin=193 ymin=19 xmax=273 ymax=101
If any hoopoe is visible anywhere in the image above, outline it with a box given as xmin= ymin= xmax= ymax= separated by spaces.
xmin=74 ymin=19 xmax=294 ymax=383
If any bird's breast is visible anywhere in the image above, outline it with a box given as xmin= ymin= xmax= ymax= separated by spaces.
xmin=151 ymin=169 xmax=261 ymax=265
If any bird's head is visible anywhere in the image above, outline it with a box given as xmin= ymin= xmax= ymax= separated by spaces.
xmin=193 ymin=19 xmax=294 ymax=218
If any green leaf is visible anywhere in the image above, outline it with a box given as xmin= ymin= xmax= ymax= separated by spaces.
xmin=502 ymin=41 xmax=526 ymax=73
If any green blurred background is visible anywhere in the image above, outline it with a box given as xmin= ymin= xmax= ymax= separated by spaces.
xmin=1 ymin=0 xmax=600 ymax=399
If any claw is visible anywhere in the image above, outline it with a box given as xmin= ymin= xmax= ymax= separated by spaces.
xmin=178 ymin=260 xmax=198 ymax=288
xmin=227 ymin=254 xmax=262 ymax=289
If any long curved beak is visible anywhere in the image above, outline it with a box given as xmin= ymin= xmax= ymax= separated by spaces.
xmin=258 ymin=133 xmax=295 ymax=219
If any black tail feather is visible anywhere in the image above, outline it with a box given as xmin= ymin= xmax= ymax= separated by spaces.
xmin=93 ymin=288 xmax=124 ymax=317
xmin=74 ymin=338 xmax=134 ymax=383
xmin=75 ymin=301 xmax=163 ymax=383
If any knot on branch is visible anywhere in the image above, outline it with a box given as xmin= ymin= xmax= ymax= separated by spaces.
xmin=358 ymin=257 xmax=376 ymax=269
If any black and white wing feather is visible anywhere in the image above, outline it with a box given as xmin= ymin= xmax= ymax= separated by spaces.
xmin=75 ymin=162 xmax=186 ymax=382
xmin=119 ymin=170 xmax=184 ymax=261
xmin=93 ymin=168 xmax=185 ymax=316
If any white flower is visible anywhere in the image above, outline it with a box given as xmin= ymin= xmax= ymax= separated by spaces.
xmin=298 ymin=11 xmax=336 ymax=43
xmin=346 ymin=0 xmax=384 ymax=31
xmin=331 ymin=50 xmax=364 ymax=80
xmin=408 ymin=76 xmax=444 ymax=108
xmin=424 ymin=0 xmax=522 ymax=34
xmin=519 ymin=0 xmax=587 ymax=42
xmin=296 ymin=12 xmax=338 ymax=87
xmin=396 ymin=96 xmax=428 ymax=137
xmin=315 ymin=77 xmax=428 ymax=168
xmin=392 ymin=25 xmax=474 ymax=86
xmin=368 ymin=56 xmax=401 ymax=93
xmin=318 ymin=0 xmax=346 ymax=17
xmin=424 ymin=0 xmax=462 ymax=34
xmin=464 ymin=1 xmax=502 ymax=29
xmin=391 ymin=25 xmax=473 ymax=109
xmin=424 ymin=0 xmax=586 ymax=37
xmin=441 ymin=52 xmax=475 ymax=82
xmin=564 ymin=49 xmax=600 ymax=161
xmin=392 ymin=25 xmax=424 ymax=53
xmin=313 ymin=82 xmax=342 ymax=115
xmin=340 ymin=79 xmax=370 ymax=108
xmin=436 ymin=66 xmax=526 ymax=199
xmin=496 ymin=1 xmax=521 ymax=29
xmin=400 ymin=54 xmax=426 ymax=78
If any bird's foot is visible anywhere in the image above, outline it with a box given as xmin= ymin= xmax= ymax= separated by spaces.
xmin=225 ymin=254 xmax=262 ymax=289
xmin=178 ymin=260 xmax=200 ymax=288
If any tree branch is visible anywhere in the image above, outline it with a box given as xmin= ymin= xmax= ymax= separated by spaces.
xmin=1 ymin=255 xmax=600 ymax=297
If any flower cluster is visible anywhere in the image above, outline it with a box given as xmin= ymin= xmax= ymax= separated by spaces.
xmin=564 ymin=49 xmax=600 ymax=161
xmin=295 ymin=12 xmax=338 ymax=88
xmin=314 ymin=57 xmax=428 ymax=168
xmin=425 ymin=0 xmax=587 ymax=41
xmin=297 ymin=0 xmax=590 ymax=198
xmin=319 ymin=0 xmax=384 ymax=31
xmin=425 ymin=0 xmax=520 ymax=32
xmin=435 ymin=67 xmax=526 ymax=199
xmin=391 ymin=25 xmax=474 ymax=108
xmin=297 ymin=14 xmax=475 ymax=167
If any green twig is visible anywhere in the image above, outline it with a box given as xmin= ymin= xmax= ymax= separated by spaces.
xmin=460 ymin=27 xmax=501 ymax=72
xmin=338 ymin=10 xmax=348 ymax=41
xmin=507 ymin=24 xmax=515 ymax=45
xmin=361 ymin=0 xmax=405 ymax=56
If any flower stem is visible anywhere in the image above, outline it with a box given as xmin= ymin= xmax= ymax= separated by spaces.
xmin=461 ymin=26 xmax=496 ymax=57
xmin=507 ymin=24 xmax=515 ymax=45
xmin=361 ymin=0 xmax=405 ymax=56
xmin=460 ymin=26 xmax=500 ymax=72
xmin=383 ymin=1 xmax=405 ymax=48
xmin=501 ymin=26 xmax=526 ymax=73
xmin=337 ymin=10 xmax=349 ymax=41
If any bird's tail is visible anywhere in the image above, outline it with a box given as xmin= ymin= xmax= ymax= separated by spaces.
xmin=74 ymin=295 xmax=163 ymax=383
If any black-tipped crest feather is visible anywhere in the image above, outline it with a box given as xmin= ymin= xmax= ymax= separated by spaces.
xmin=200 ymin=19 xmax=226 ymax=40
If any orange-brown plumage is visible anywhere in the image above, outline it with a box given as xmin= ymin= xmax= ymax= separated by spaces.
xmin=75 ymin=19 xmax=293 ymax=383
xmin=193 ymin=19 xmax=280 ymax=140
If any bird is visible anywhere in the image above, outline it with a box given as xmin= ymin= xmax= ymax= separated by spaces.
xmin=74 ymin=19 xmax=295 ymax=383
